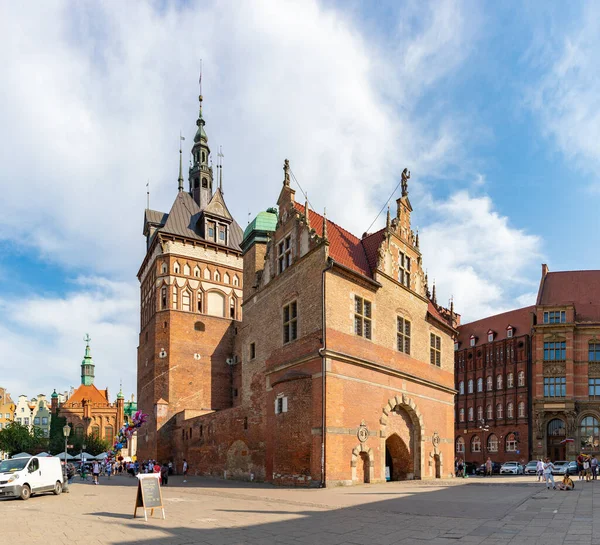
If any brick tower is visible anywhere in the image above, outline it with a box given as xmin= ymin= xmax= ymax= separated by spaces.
xmin=136 ymin=81 xmax=244 ymax=462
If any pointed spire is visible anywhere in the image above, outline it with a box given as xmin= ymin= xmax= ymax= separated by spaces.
xmin=322 ymin=207 xmax=328 ymax=240
xmin=283 ymin=159 xmax=290 ymax=187
xmin=81 ymin=333 xmax=95 ymax=386
xmin=425 ymin=271 xmax=430 ymax=299
xmin=194 ymin=61 xmax=208 ymax=143
xmin=218 ymin=146 xmax=224 ymax=193
xmin=415 ymin=228 xmax=419 ymax=248
xmin=304 ymin=194 xmax=310 ymax=228
xmin=117 ymin=380 xmax=124 ymax=400
xmin=432 ymin=280 xmax=437 ymax=305
xmin=450 ymin=296 xmax=454 ymax=317
xmin=386 ymin=205 xmax=391 ymax=231
xmin=178 ymin=132 xmax=184 ymax=192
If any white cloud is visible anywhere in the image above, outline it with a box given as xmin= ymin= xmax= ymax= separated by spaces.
xmin=0 ymin=278 xmax=138 ymax=400
xmin=420 ymin=190 xmax=542 ymax=322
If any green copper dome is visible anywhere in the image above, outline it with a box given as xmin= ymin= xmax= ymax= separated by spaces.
xmin=241 ymin=208 xmax=278 ymax=254
xmin=51 ymin=389 xmax=58 ymax=399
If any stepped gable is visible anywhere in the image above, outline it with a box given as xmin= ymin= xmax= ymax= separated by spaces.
xmin=292 ymin=202 xmax=371 ymax=277
xmin=457 ymin=305 xmax=535 ymax=347
xmin=537 ymin=270 xmax=600 ymax=322
xmin=64 ymin=384 xmax=109 ymax=405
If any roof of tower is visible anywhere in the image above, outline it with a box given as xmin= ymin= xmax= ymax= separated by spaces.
xmin=147 ymin=191 xmax=244 ymax=252
xmin=243 ymin=209 xmax=278 ymax=241
xmin=537 ymin=270 xmax=600 ymax=322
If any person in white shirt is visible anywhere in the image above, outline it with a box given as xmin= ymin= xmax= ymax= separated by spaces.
xmin=92 ymin=461 xmax=100 ymax=485
xmin=544 ymin=458 xmax=556 ymax=490
xmin=536 ymin=459 xmax=545 ymax=482
xmin=183 ymin=459 xmax=188 ymax=483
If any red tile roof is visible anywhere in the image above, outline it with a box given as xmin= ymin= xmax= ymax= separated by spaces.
xmin=293 ymin=203 xmax=371 ymax=277
xmin=538 ymin=270 xmax=600 ymax=322
xmin=457 ymin=306 xmax=535 ymax=347
xmin=361 ymin=229 xmax=386 ymax=274
xmin=428 ymin=301 xmax=451 ymax=326
xmin=66 ymin=385 xmax=110 ymax=405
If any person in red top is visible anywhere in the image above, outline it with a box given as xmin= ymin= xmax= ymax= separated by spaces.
xmin=153 ymin=461 xmax=161 ymax=484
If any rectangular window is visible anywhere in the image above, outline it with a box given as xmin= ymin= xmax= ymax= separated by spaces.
xmin=590 ymin=342 xmax=600 ymax=362
xmin=207 ymin=221 xmax=216 ymax=240
xmin=41 ymin=417 xmax=48 ymax=425
xmin=16 ymin=418 xmax=21 ymax=424
xmin=354 ymin=296 xmax=372 ymax=340
xmin=396 ymin=316 xmax=411 ymax=354
xmin=5 ymin=414 xmax=9 ymax=419
xmin=172 ymin=286 xmax=178 ymax=309
xmin=589 ymin=378 xmax=600 ymax=399
xmin=430 ymin=334 xmax=441 ymax=366
xmin=544 ymin=377 xmax=566 ymax=398
xmin=219 ymin=227 xmax=226 ymax=241
xmin=182 ymin=291 xmax=191 ymax=312
xmin=544 ymin=310 xmax=566 ymax=324
xmin=278 ymin=235 xmax=292 ymax=273
xmin=24 ymin=418 xmax=29 ymax=425
xmin=398 ymin=252 xmax=411 ymax=289
xmin=250 ymin=342 xmax=256 ymax=360
xmin=507 ymin=329 xmax=513 ymax=338
xmin=544 ymin=341 xmax=566 ymax=361
xmin=283 ymin=301 xmax=298 ymax=343
xmin=34 ymin=417 xmax=40 ymax=425
xmin=275 ymin=396 xmax=288 ymax=414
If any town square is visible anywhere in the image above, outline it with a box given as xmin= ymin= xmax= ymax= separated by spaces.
xmin=1 ymin=1 xmax=600 ymax=544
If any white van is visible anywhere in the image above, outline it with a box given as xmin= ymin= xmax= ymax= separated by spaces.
xmin=0 ymin=456 xmax=64 ymax=500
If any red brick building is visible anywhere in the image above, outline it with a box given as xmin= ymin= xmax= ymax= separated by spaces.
xmin=454 ymin=307 xmax=533 ymax=465
xmin=532 ymin=266 xmax=600 ymax=461
xmin=136 ymin=87 xmax=458 ymax=485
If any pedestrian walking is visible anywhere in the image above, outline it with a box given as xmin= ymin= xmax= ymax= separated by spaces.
xmin=183 ymin=459 xmax=188 ymax=482
xmin=544 ymin=458 xmax=556 ymax=490
xmin=536 ymin=459 xmax=544 ymax=482
xmin=485 ymin=457 xmax=493 ymax=477
xmin=584 ymin=457 xmax=592 ymax=482
xmin=161 ymin=463 xmax=169 ymax=486
xmin=106 ymin=461 xmax=112 ymax=479
xmin=592 ymin=455 xmax=598 ymax=480
xmin=92 ymin=461 xmax=100 ymax=485
xmin=577 ymin=453 xmax=585 ymax=480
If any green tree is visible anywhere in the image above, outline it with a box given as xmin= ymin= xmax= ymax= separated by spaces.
xmin=48 ymin=414 xmax=68 ymax=455
xmin=68 ymin=433 xmax=109 ymax=456
xmin=0 ymin=422 xmax=47 ymax=457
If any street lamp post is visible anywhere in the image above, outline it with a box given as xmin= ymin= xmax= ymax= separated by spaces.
xmin=80 ymin=441 xmax=87 ymax=480
xmin=478 ymin=418 xmax=490 ymax=475
xmin=62 ymin=425 xmax=71 ymax=492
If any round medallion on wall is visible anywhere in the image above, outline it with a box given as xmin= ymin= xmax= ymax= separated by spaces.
xmin=432 ymin=431 xmax=441 ymax=448
xmin=357 ymin=421 xmax=369 ymax=443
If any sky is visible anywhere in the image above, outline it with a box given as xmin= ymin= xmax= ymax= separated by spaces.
xmin=1 ymin=1 xmax=599 ymax=401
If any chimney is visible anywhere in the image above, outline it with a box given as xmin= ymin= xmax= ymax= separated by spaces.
xmin=541 ymin=263 xmax=549 ymax=277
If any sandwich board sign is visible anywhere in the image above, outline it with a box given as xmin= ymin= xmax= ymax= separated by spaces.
xmin=133 ymin=473 xmax=165 ymax=521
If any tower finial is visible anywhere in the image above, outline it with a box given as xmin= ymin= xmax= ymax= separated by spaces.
xmin=198 ymin=59 xmax=203 ymax=118
xmin=283 ymin=159 xmax=290 ymax=187
xmin=415 ymin=227 xmax=419 ymax=248
xmin=178 ymin=132 xmax=185 ymax=192
xmin=386 ymin=205 xmax=391 ymax=230
xmin=432 ymin=280 xmax=437 ymax=305
xmin=305 ymin=194 xmax=310 ymax=228
xmin=401 ymin=168 xmax=410 ymax=197
xmin=218 ymin=146 xmax=224 ymax=193
xmin=322 ymin=208 xmax=328 ymax=240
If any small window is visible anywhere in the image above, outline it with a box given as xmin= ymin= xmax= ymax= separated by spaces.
xmin=278 ymin=235 xmax=292 ymax=273
xmin=275 ymin=396 xmax=288 ymax=414
xmin=243 ymin=417 xmax=248 ymax=430
xmin=283 ymin=301 xmax=298 ymax=343
xmin=459 ymin=408 xmax=464 ymax=422
xmin=496 ymin=403 xmax=503 ymax=419
xmin=250 ymin=342 xmax=256 ymax=360
xmin=458 ymin=381 xmax=464 ymax=395
xmin=174 ymin=262 xmax=180 ymax=274
xmin=197 ymin=292 xmax=203 ymax=313
xmin=507 ymin=373 xmax=514 ymax=388
xmin=456 ymin=437 xmax=465 ymax=453
xmin=398 ymin=252 xmax=411 ymax=288
xmin=397 ymin=316 xmax=411 ymax=354
xmin=477 ymin=378 xmax=483 ymax=392
xmin=194 ymin=266 xmax=200 ymax=278
xmin=161 ymin=263 xmax=167 ymax=274
xmin=507 ymin=402 xmax=514 ymax=418
xmin=184 ymin=264 xmax=191 ymax=276
xmin=355 ymin=297 xmax=372 ymax=340
xmin=214 ymin=270 xmax=221 ymax=282
xmin=518 ymin=402 xmax=525 ymax=418
xmin=202 ymin=177 xmax=208 ymax=188
xmin=468 ymin=407 xmax=473 ymax=421
xmin=589 ymin=342 xmax=600 ymax=362
xmin=487 ymin=434 xmax=498 ymax=452
xmin=486 ymin=375 xmax=492 ymax=391
xmin=182 ymin=290 xmax=191 ymax=312
xmin=497 ymin=374 xmax=503 ymax=389
xmin=507 ymin=328 xmax=513 ymax=338
xmin=544 ymin=310 xmax=566 ymax=324
xmin=486 ymin=404 xmax=493 ymax=420
xmin=233 ymin=275 xmax=239 ymax=287
xmin=230 ymin=298 xmax=236 ymax=319
xmin=505 ymin=433 xmax=517 ymax=452
xmin=488 ymin=333 xmax=494 ymax=343
xmin=470 ymin=336 xmax=476 ymax=347
xmin=224 ymin=273 xmax=230 ymax=284
xmin=518 ymin=371 xmax=525 ymax=386
xmin=467 ymin=379 xmax=473 ymax=393
xmin=477 ymin=405 xmax=483 ymax=421
xmin=454 ymin=341 xmax=459 ymax=351
xmin=471 ymin=435 xmax=481 ymax=453
xmin=430 ymin=334 xmax=441 ymax=366
xmin=194 ymin=178 xmax=199 ymax=189
xmin=219 ymin=226 xmax=226 ymax=242
xmin=34 ymin=417 xmax=40 ymax=425
xmin=194 ymin=321 xmax=205 ymax=332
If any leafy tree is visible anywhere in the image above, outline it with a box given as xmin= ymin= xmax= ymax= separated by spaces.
xmin=0 ymin=422 xmax=47 ymax=456
xmin=48 ymin=414 xmax=68 ymax=455
xmin=68 ymin=433 xmax=109 ymax=456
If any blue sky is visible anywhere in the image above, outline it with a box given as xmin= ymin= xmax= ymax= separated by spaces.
xmin=1 ymin=0 xmax=598 ymax=400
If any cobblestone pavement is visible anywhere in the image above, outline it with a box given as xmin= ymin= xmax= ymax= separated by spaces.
xmin=3 ymin=474 xmax=600 ymax=545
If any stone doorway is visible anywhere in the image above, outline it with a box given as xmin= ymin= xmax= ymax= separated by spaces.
xmin=547 ymin=418 xmax=566 ymax=461
xmin=385 ymin=433 xmax=412 ymax=481
xmin=434 ymin=454 xmax=441 ymax=479
xmin=356 ymin=452 xmax=370 ymax=483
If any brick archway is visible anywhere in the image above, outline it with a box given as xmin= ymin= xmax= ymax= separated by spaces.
xmin=379 ymin=394 xmax=424 ymax=480
xmin=351 ymin=443 xmax=374 ymax=483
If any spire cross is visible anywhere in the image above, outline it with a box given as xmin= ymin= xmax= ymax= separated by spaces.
xmin=83 ymin=333 xmax=91 ymax=345
xmin=218 ymin=146 xmax=224 ymax=192
xmin=178 ymin=132 xmax=185 ymax=192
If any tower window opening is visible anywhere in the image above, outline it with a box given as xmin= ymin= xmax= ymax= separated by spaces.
xmin=194 ymin=178 xmax=199 ymax=189
xmin=202 ymin=178 xmax=208 ymax=188
xmin=202 ymin=151 xmax=206 ymax=163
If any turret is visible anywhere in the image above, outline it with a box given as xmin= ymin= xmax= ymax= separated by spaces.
xmin=81 ymin=334 xmax=95 ymax=386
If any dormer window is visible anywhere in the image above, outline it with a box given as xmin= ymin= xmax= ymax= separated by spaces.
xmin=219 ymin=226 xmax=226 ymax=242
xmin=207 ymin=221 xmax=216 ymax=240
xmin=487 ymin=330 xmax=494 ymax=343
xmin=470 ymin=335 xmax=476 ymax=347
xmin=507 ymin=326 xmax=514 ymax=338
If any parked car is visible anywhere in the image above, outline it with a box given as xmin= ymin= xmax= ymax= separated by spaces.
xmin=500 ymin=461 xmax=524 ymax=475
xmin=551 ymin=461 xmax=570 ymax=475
xmin=555 ymin=461 xmax=578 ymax=476
xmin=463 ymin=461 xmax=478 ymax=475
xmin=475 ymin=461 xmax=502 ymax=475
xmin=524 ymin=461 xmax=539 ymax=475
xmin=0 ymin=456 xmax=64 ymax=500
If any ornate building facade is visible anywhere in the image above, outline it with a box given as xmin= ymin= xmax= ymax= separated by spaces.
xmin=54 ymin=338 xmax=125 ymax=447
xmin=454 ymin=307 xmax=533 ymax=465
xmin=137 ymin=84 xmax=458 ymax=485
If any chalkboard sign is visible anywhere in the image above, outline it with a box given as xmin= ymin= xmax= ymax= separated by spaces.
xmin=133 ymin=474 xmax=165 ymax=521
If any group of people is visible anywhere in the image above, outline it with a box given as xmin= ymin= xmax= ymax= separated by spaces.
xmin=536 ymin=458 xmax=576 ymax=491
xmin=575 ymin=453 xmax=598 ymax=481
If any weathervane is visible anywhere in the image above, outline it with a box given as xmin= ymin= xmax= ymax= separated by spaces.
xmin=84 ymin=333 xmax=91 ymax=345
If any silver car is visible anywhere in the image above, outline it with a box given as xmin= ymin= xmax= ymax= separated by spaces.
xmin=500 ymin=461 xmax=524 ymax=475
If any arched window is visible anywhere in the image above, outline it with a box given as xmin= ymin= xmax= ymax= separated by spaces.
xmin=579 ymin=416 xmax=600 ymax=450
xmin=229 ymin=298 xmax=236 ymax=319
xmin=486 ymin=404 xmax=493 ymax=420
xmin=161 ymin=263 xmax=167 ymax=274
xmin=214 ymin=270 xmax=221 ymax=282
xmin=505 ymin=432 xmax=517 ymax=452
xmin=105 ymin=426 xmax=114 ymax=444
xmin=197 ymin=291 xmax=203 ymax=313
xmin=507 ymin=373 xmax=514 ymax=388
xmin=487 ymin=376 xmax=493 ymax=391
xmin=194 ymin=178 xmax=199 ymax=189
xmin=497 ymin=374 xmax=503 ymax=390
xmin=194 ymin=321 xmax=205 ymax=332
xmin=172 ymin=286 xmax=178 ymax=309
xmin=496 ymin=403 xmax=503 ymax=419
xmin=194 ymin=266 xmax=201 ymax=278
xmin=518 ymin=401 xmax=525 ymax=418
xmin=456 ymin=436 xmax=465 ymax=453
xmin=233 ymin=275 xmax=239 ymax=287
xmin=548 ymin=418 xmax=565 ymax=437
xmin=161 ymin=287 xmax=167 ymax=310
xmin=468 ymin=379 xmax=473 ymax=393
xmin=477 ymin=405 xmax=483 ymax=421
xmin=174 ymin=262 xmax=180 ymax=274
xmin=487 ymin=434 xmax=498 ymax=452
xmin=468 ymin=407 xmax=473 ymax=421
xmin=224 ymin=273 xmax=230 ymax=284
xmin=75 ymin=425 xmax=84 ymax=438
xmin=206 ymin=291 xmax=226 ymax=317
xmin=91 ymin=425 xmax=100 ymax=438
xmin=459 ymin=408 xmax=464 ymax=422
xmin=518 ymin=371 xmax=525 ymax=387
xmin=203 ymin=268 xmax=211 ymax=280
xmin=459 ymin=381 xmax=464 ymax=395
xmin=477 ymin=378 xmax=483 ymax=392
xmin=202 ymin=177 xmax=208 ymax=188
xmin=471 ymin=435 xmax=481 ymax=453
xmin=507 ymin=402 xmax=514 ymax=418
xmin=184 ymin=263 xmax=191 ymax=276
xmin=182 ymin=290 xmax=191 ymax=312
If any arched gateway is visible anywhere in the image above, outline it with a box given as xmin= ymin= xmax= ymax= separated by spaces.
xmin=379 ymin=394 xmax=424 ymax=480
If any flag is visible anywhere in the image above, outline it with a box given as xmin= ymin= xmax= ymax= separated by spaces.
xmin=560 ymin=438 xmax=574 ymax=444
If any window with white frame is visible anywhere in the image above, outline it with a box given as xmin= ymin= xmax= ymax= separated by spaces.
xmin=430 ymin=334 xmax=441 ymax=366
xmin=505 ymin=433 xmax=517 ymax=452
xmin=486 ymin=404 xmax=493 ymax=420
xmin=487 ymin=434 xmax=498 ymax=452
xmin=459 ymin=381 xmax=464 ymax=395
xmin=544 ymin=310 xmax=566 ymax=324
xmin=354 ymin=297 xmax=372 ymax=340
xmin=274 ymin=395 xmax=288 ymax=414
xmin=488 ymin=332 xmax=494 ymax=343
xmin=459 ymin=408 xmax=464 ymax=422
xmin=283 ymin=301 xmax=298 ymax=343
xmin=487 ymin=376 xmax=493 ymax=391
xmin=468 ymin=407 xmax=473 ymax=421
xmin=184 ymin=263 xmax=191 ymax=276
xmin=477 ymin=405 xmax=483 ymax=421
xmin=518 ymin=402 xmax=525 ymax=418
xmin=233 ymin=275 xmax=239 ymax=287
xmin=471 ymin=435 xmax=481 ymax=453
xmin=456 ymin=437 xmax=465 ymax=453
xmin=477 ymin=377 xmax=483 ymax=392
xmin=161 ymin=287 xmax=167 ymax=310
xmin=507 ymin=373 xmax=514 ymax=388
xmin=507 ymin=327 xmax=513 ymax=338
xmin=397 ymin=316 xmax=411 ymax=354
xmin=278 ymin=235 xmax=292 ymax=273
xmin=172 ymin=286 xmax=178 ymax=309
xmin=496 ymin=403 xmax=503 ymax=418
xmin=398 ymin=252 xmax=411 ymax=288
xmin=161 ymin=263 xmax=167 ymax=274
xmin=468 ymin=379 xmax=473 ymax=394
xmin=518 ymin=371 xmax=525 ymax=387
xmin=470 ymin=336 xmax=476 ymax=347
xmin=497 ymin=374 xmax=503 ymax=390
xmin=507 ymin=402 xmax=514 ymax=418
